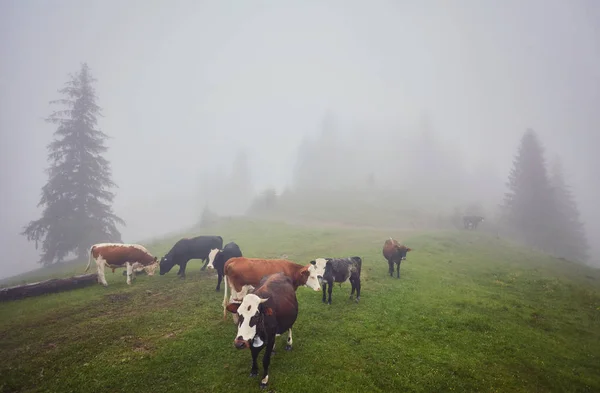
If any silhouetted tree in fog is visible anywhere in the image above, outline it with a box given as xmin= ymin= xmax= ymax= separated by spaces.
xmin=21 ymin=63 xmax=124 ymax=265
xmin=501 ymin=129 xmax=555 ymax=253
xmin=548 ymin=157 xmax=590 ymax=262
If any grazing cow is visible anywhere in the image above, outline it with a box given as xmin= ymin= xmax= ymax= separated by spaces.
xmin=84 ymin=243 xmax=159 ymax=286
xmin=158 ymin=235 xmax=223 ymax=279
xmin=225 ymin=272 xmax=299 ymax=389
xmin=463 ymin=215 xmax=484 ymax=230
xmin=318 ymin=256 xmax=362 ymax=304
xmin=222 ymin=257 xmax=321 ymax=321
xmin=206 ymin=241 xmax=243 ymax=291
xmin=382 ymin=237 xmax=412 ymax=278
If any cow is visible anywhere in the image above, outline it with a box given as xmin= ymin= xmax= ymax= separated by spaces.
xmin=222 ymin=257 xmax=321 ymax=322
xmin=158 ymin=235 xmax=223 ymax=279
xmin=84 ymin=243 xmax=159 ymax=286
xmin=382 ymin=237 xmax=412 ymax=279
xmin=318 ymin=256 xmax=362 ymax=304
xmin=206 ymin=241 xmax=243 ymax=291
xmin=225 ymin=272 xmax=299 ymax=389
xmin=463 ymin=215 xmax=484 ymax=230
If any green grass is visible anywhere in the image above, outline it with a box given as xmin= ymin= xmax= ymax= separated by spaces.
xmin=1 ymin=218 xmax=599 ymax=392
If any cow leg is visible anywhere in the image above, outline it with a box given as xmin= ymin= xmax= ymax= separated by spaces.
xmin=126 ymin=262 xmax=133 ymax=285
xmin=216 ymin=272 xmax=222 ymax=291
xmin=260 ymin=338 xmax=275 ymax=388
xmin=249 ymin=344 xmax=262 ymax=377
xmin=178 ymin=261 xmax=187 ymax=279
xmin=388 ymin=260 xmax=394 ymax=276
xmin=200 ymin=257 xmax=208 ymax=271
xmin=285 ymin=329 xmax=293 ymax=351
xmin=349 ymin=277 xmax=356 ymax=300
xmin=327 ymin=280 xmax=333 ymax=304
xmin=355 ymin=277 xmax=361 ymax=303
xmin=396 ymin=260 xmax=401 ymax=279
xmin=96 ymin=257 xmax=108 ymax=286
xmin=322 ymin=282 xmax=327 ymax=303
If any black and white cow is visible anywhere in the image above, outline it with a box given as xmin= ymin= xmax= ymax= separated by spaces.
xmin=206 ymin=241 xmax=243 ymax=291
xmin=158 ymin=235 xmax=223 ymax=279
xmin=315 ymin=256 xmax=362 ymax=304
xmin=463 ymin=215 xmax=485 ymax=230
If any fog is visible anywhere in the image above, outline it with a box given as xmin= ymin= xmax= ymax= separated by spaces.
xmin=1 ymin=0 xmax=600 ymax=279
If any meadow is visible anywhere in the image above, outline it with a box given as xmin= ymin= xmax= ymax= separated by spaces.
xmin=1 ymin=218 xmax=599 ymax=393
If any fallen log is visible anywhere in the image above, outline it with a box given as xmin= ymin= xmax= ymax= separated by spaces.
xmin=0 ymin=274 xmax=99 ymax=302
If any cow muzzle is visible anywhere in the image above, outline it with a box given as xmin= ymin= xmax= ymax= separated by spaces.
xmin=234 ymin=337 xmax=249 ymax=350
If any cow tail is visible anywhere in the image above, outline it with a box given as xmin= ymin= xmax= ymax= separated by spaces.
xmin=85 ymin=245 xmax=95 ymax=273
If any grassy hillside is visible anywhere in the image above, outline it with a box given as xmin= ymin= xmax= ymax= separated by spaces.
xmin=0 ymin=218 xmax=599 ymax=393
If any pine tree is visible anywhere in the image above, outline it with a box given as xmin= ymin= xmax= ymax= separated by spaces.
xmin=548 ymin=157 xmax=590 ymax=262
xmin=21 ymin=63 xmax=125 ymax=265
xmin=501 ymin=128 xmax=555 ymax=252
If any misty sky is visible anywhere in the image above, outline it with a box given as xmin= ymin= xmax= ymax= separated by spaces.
xmin=1 ymin=0 xmax=600 ymax=278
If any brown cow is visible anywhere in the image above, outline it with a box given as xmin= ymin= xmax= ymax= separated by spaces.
xmin=225 ymin=272 xmax=299 ymax=389
xmin=84 ymin=243 xmax=159 ymax=286
xmin=383 ymin=237 xmax=413 ymax=279
xmin=222 ymin=257 xmax=321 ymax=321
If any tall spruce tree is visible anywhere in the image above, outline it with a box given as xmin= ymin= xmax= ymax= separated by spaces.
xmin=548 ymin=156 xmax=590 ymax=262
xmin=22 ymin=63 xmax=124 ymax=265
xmin=501 ymin=128 xmax=555 ymax=252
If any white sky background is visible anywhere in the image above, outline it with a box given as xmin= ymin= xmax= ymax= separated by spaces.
xmin=1 ymin=0 xmax=600 ymax=278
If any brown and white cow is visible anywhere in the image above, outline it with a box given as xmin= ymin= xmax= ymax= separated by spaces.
xmin=225 ymin=272 xmax=299 ymax=389
xmin=84 ymin=243 xmax=159 ymax=286
xmin=222 ymin=257 xmax=321 ymax=321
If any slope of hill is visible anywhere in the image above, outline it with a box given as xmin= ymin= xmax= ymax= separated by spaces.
xmin=0 ymin=218 xmax=599 ymax=393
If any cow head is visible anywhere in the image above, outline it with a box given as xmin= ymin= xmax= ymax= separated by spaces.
xmin=299 ymin=263 xmax=321 ymax=291
xmin=158 ymin=254 xmax=174 ymax=275
xmin=226 ymin=294 xmax=270 ymax=350
xmin=310 ymin=258 xmax=328 ymax=286
xmin=398 ymin=246 xmax=413 ymax=260
xmin=207 ymin=248 xmax=221 ymax=270
xmin=144 ymin=257 xmax=159 ymax=275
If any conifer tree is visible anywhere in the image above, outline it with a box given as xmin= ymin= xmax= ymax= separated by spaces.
xmin=548 ymin=157 xmax=590 ymax=262
xmin=22 ymin=63 xmax=125 ymax=265
xmin=501 ymin=128 xmax=555 ymax=252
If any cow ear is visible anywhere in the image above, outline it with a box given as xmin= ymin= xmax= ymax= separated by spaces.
xmin=301 ymin=267 xmax=310 ymax=279
xmin=226 ymin=303 xmax=240 ymax=314
xmin=406 ymin=248 xmax=412 ymax=252
xmin=263 ymin=307 xmax=273 ymax=316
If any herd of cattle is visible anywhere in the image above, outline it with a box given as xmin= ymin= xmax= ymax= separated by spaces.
xmin=82 ymin=234 xmax=414 ymax=388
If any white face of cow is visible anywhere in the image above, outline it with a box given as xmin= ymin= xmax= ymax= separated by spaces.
xmin=311 ymin=258 xmax=327 ymax=286
xmin=207 ymin=248 xmax=220 ymax=270
xmin=234 ymin=294 xmax=269 ymax=348
xmin=304 ymin=264 xmax=321 ymax=291
xmin=144 ymin=261 xmax=159 ymax=276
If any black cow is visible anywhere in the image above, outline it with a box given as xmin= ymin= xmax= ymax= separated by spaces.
xmin=158 ymin=235 xmax=223 ymax=279
xmin=318 ymin=256 xmax=362 ymax=304
xmin=463 ymin=215 xmax=484 ymax=230
xmin=206 ymin=241 xmax=243 ymax=291
xmin=226 ymin=272 xmax=299 ymax=389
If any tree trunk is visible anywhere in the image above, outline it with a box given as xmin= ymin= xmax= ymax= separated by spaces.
xmin=0 ymin=274 xmax=99 ymax=302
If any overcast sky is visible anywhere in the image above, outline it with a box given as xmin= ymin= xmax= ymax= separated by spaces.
xmin=1 ymin=0 xmax=599 ymax=278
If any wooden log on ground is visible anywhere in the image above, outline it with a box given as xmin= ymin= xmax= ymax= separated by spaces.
xmin=0 ymin=274 xmax=99 ymax=302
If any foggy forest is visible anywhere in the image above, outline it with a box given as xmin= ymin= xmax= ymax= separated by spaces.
xmin=2 ymin=2 xmax=600 ymax=392
xmin=2 ymin=1 xmax=599 ymax=278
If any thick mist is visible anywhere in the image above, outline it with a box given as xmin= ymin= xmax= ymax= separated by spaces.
xmin=1 ymin=0 xmax=600 ymax=279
